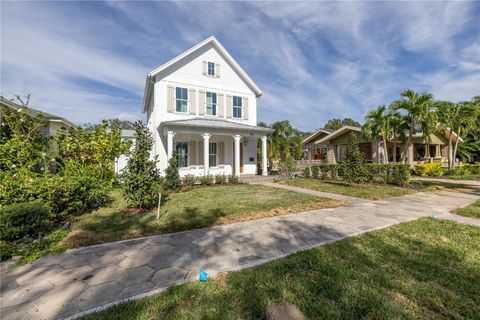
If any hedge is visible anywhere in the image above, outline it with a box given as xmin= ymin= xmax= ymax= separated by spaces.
xmin=0 ymin=202 xmax=52 ymax=242
xmin=413 ymin=163 xmax=443 ymax=177
xmin=301 ymin=163 xmax=410 ymax=186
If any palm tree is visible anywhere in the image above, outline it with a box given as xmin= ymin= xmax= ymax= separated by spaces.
xmin=452 ymin=102 xmax=478 ymax=166
xmin=362 ymin=105 xmax=392 ymax=163
xmin=387 ymin=109 xmax=405 ymax=163
xmin=391 ymin=90 xmax=435 ymax=164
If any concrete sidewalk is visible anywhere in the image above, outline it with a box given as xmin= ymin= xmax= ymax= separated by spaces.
xmin=1 ymin=187 xmax=479 ymax=320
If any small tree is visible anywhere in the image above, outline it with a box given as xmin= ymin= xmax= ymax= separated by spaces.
xmin=121 ymin=122 xmax=160 ymax=208
xmin=163 ymin=151 xmax=180 ymax=191
xmin=342 ymin=133 xmax=368 ymax=183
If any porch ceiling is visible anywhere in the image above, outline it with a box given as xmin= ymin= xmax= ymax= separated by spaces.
xmin=159 ymin=117 xmax=273 ymax=136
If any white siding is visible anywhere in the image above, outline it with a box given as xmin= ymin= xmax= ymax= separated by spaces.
xmin=145 ymin=41 xmax=261 ymax=174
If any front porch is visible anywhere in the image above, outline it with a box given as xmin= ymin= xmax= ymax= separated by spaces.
xmin=159 ymin=118 xmax=273 ymax=177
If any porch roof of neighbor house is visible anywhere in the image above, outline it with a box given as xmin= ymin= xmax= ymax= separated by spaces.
xmin=314 ymin=125 xmax=362 ymax=145
xmin=159 ymin=118 xmax=274 ymax=135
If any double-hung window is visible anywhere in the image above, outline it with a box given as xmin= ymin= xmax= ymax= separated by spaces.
xmin=175 ymin=87 xmax=188 ymax=113
xmin=233 ymin=96 xmax=242 ymax=119
xmin=209 ymin=142 xmax=217 ymax=167
xmin=176 ymin=141 xmax=188 ymax=168
xmin=207 ymin=62 xmax=215 ymax=76
xmin=206 ymin=92 xmax=217 ymax=116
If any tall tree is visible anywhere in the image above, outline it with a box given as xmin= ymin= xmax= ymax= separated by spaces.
xmin=324 ymin=118 xmax=361 ymax=131
xmin=266 ymin=120 xmax=304 ymax=161
xmin=391 ymin=90 xmax=435 ymax=164
xmin=362 ymin=105 xmax=392 ymax=163
xmin=121 ymin=121 xmax=160 ymax=208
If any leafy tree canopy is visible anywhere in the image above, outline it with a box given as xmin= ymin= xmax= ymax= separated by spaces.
xmin=324 ymin=118 xmax=361 ymax=131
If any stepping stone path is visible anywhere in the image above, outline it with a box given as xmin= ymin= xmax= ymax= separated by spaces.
xmin=1 ymin=183 xmax=479 ymax=320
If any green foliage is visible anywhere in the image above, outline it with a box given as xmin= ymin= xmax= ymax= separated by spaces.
xmin=121 ymin=122 xmax=161 ymax=208
xmin=413 ymin=163 xmax=443 ymax=177
xmin=163 ymin=151 xmax=181 ymax=191
xmin=0 ymin=202 xmax=52 ymax=241
xmin=260 ymin=120 xmax=304 ymax=161
xmin=311 ymin=164 xmax=320 ymax=178
xmin=215 ymin=174 xmax=227 ymax=185
xmin=55 ymin=120 xmax=130 ymax=178
xmin=0 ymin=240 xmax=15 ymax=260
xmin=10 ymin=229 xmax=68 ymax=264
xmin=302 ymin=166 xmax=311 ymax=178
xmin=228 ymin=174 xmax=240 ymax=184
xmin=182 ymin=175 xmax=197 ymax=187
xmin=464 ymin=164 xmax=480 ymax=174
xmin=342 ymin=133 xmax=369 ymax=183
xmin=199 ymin=174 xmax=214 ymax=186
xmin=324 ymin=118 xmax=361 ymax=131
xmin=278 ymin=158 xmax=299 ymax=179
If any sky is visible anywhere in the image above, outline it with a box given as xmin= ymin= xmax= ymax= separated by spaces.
xmin=1 ymin=1 xmax=479 ymax=131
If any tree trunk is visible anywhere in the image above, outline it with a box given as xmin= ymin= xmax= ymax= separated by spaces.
xmin=383 ymin=137 xmax=389 ymax=164
xmin=402 ymin=134 xmax=411 ymax=164
xmin=453 ymin=128 xmax=461 ymax=167
xmin=448 ymin=128 xmax=453 ymax=169
xmin=393 ymin=141 xmax=397 ymax=163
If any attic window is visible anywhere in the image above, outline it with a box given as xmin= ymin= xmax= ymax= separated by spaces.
xmin=207 ymin=62 xmax=215 ymax=76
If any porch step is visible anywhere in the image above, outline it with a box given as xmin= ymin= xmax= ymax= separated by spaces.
xmin=240 ymin=174 xmax=276 ymax=184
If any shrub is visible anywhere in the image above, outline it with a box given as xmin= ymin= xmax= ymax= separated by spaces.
xmin=388 ymin=164 xmax=410 ymax=186
xmin=182 ymin=174 xmax=197 ymax=187
xmin=463 ymin=164 xmax=480 ymax=175
xmin=199 ymin=174 xmax=214 ymax=185
xmin=278 ymin=158 xmax=299 ymax=179
xmin=413 ymin=163 xmax=442 ymax=177
xmin=342 ymin=133 xmax=369 ymax=183
xmin=311 ymin=165 xmax=320 ymax=178
xmin=0 ymin=202 xmax=52 ymax=241
xmin=228 ymin=174 xmax=240 ymax=184
xmin=163 ymin=151 xmax=181 ymax=192
xmin=302 ymin=166 xmax=311 ymax=178
xmin=0 ymin=240 xmax=15 ymax=261
xmin=215 ymin=174 xmax=227 ymax=185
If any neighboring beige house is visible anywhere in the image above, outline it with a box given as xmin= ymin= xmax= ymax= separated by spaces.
xmin=0 ymin=96 xmax=75 ymax=136
xmin=302 ymin=128 xmax=332 ymax=162
xmin=304 ymin=125 xmax=461 ymax=165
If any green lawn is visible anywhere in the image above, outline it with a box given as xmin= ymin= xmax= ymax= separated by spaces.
xmin=442 ymin=174 xmax=480 ymax=181
xmin=82 ymin=218 xmax=480 ymax=320
xmin=62 ymin=185 xmax=343 ymax=248
xmin=453 ymin=199 xmax=480 ymax=219
xmin=280 ymin=178 xmax=465 ymax=200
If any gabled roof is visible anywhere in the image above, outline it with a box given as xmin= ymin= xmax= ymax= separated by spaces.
xmin=159 ymin=117 xmax=273 ymax=134
xmin=0 ymin=96 xmax=76 ymax=128
xmin=314 ymin=125 xmax=361 ymax=144
xmin=142 ymin=36 xmax=262 ymax=113
xmin=302 ymin=128 xmax=332 ymax=144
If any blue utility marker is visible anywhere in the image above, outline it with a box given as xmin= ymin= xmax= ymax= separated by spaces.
xmin=432 ymin=213 xmax=436 ymax=219
xmin=199 ymin=269 xmax=208 ymax=282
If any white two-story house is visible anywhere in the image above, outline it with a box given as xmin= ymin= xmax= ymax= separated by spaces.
xmin=142 ymin=36 xmax=273 ymax=177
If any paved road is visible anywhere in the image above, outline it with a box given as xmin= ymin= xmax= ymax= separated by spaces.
xmin=1 ymin=185 xmax=479 ymax=320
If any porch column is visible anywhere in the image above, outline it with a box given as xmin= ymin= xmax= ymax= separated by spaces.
xmin=435 ymin=144 xmax=440 ymax=157
xmin=202 ymin=133 xmax=210 ymax=175
xmin=167 ymin=130 xmax=175 ymax=160
xmin=234 ymin=135 xmax=241 ymax=176
xmin=261 ymin=136 xmax=268 ymax=176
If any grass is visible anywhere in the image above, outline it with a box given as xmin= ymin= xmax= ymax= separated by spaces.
xmin=442 ymin=174 xmax=480 ymax=181
xmin=61 ymin=184 xmax=344 ymax=248
xmin=453 ymin=199 xmax=480 ymax=219
xmin=280 ymin=178 xmax=466 ymax=200
xmin=82 ymin=218 xmax=480 ymax=320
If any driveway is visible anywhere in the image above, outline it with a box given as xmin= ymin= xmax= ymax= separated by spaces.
xmin=1 ymin=185 xmax=479 ymax=320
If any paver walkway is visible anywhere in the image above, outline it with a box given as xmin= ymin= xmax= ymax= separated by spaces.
xmin=1 ymin=186 xmax=479 ymax=320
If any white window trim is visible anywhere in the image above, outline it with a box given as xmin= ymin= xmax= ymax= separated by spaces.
xmin=175 ymin=141 xmax=189 ymax=168
xmin=209 ymin=142 xmax=218 ymax=167
xmin=232 ymin=95 xmax=243 ymax=119
xmin=175 ymin=87 xmax=189 ymax=114
xmin=205 ymin=91 xmax=218 ymax=117
xmin=207 ymin=61 xmax=215 ymax=76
